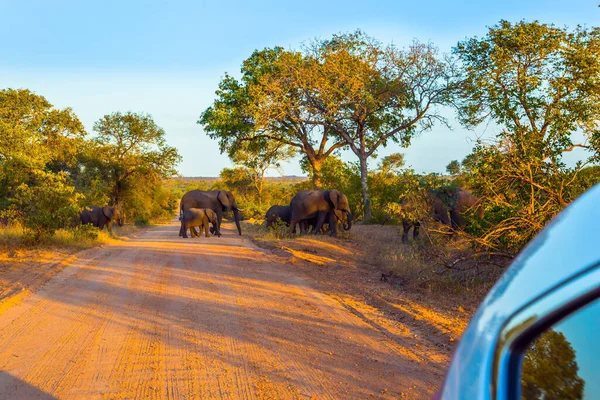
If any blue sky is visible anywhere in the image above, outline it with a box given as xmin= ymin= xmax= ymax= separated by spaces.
xmin=0 ymin=0 xmax=598 ymax=176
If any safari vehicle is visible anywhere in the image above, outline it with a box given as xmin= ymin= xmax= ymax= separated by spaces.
xmin=438 ymin=184 xmax=600 ymax=399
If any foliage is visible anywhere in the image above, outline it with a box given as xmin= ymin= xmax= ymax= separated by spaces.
xmin=0 ymin=89 xmax=181 ymax=240
xmin=0 ymin=88 xmax=86 ymax=206
xmin=521 ymin=329 xmax=584 ymax=399
xmin=303 ymin=31 xmax=458 ymax=221
xmin=455 ymin=21 xmax=600 ymax=251
xmin=446 ymin=160 xmax=461 ymax=175
xmin=91 ymin=111 xmax=181 ymax=205
xmin=11 ymin=171 xmax=84 ymax=237
xmin=229 ymin=140 xmax=295 ymax=203
xmin=199 ymin=47 xmax=345 ymax=189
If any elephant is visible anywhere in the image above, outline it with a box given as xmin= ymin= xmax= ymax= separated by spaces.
xmin=179 ymin=190 xmax=241 ymax=237
xmin=80 ymin=206 xmax=122 ymax=234
xmin=399 ymin=188 xmax=483 ymax=243
xmin=265 ymin=205 xmax=291 ymax=228
xmin=399 ymin=191 xmax=450 ymax=244
xmin=301 ymin=209 xmax=347 ymax=234
xmin=449 ymin=189 xmax=484 ymax=230
xmin=288 ymin=190 xmax=352 ymax=237
xmin=265 ymin=204 xmax=330 ymax=233
xmin=181 ymin=208 xmax=219 ymax=238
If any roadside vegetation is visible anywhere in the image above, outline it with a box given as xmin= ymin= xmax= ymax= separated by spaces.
xmin=0 ymin=89 xmax=181 ymax=250
xmin=198 ymin=20 xmax=600 ymax=303
xmin=2 ymin=20 xmax=600 ymax=311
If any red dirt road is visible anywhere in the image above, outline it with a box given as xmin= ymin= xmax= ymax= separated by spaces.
xmin=0 ymin=222 xmax=442 ymax=399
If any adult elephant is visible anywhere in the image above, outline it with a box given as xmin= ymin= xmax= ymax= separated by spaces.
xmin=399 ymin=191 xmax=450 ymax=244
xmin=289 ymin=190 xmax=352 ymax=237
xmin=449 ymin=190 xmax=484 ymax=230
xmin=80 ymin=206 xmax=122 ymax=234
xmin=265 ymin=205 xmax=291 ymax=228
xmin=179 ymin=190 xmax=242 ymax=236
xmin=301 ymin=209 xmax=347 ymax=234
xmin=400 ymin=188 xmax=483 ymax=243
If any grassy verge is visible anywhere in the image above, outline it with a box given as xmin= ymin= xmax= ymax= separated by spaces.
xmin=242 ymin=220 xmax=500 ymax=311
xmin=0 ymin=223 xmax=142 ymax=251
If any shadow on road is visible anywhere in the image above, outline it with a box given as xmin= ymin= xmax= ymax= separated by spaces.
xmin=0 ymin=371 xmax=57 ymax=400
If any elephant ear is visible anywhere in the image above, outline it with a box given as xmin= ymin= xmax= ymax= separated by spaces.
xmin=328 ymin=190 xmax=340 ymax=209
xmin=218 ymin=191 xmax=232 ymax=210
xmin=102 ymin=207 xmax=114 ymax=221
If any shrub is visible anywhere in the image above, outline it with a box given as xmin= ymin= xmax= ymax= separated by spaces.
xmin=74 ymin=224 xmax=99 ymax=241
xmin=11 ymin=171 xmax=84 ymax=238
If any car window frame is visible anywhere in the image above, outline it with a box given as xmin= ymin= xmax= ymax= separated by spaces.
xmin=492 ymin=263 xmax=600 ymax=400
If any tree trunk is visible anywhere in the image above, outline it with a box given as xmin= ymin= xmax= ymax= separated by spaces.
xmin=257 ymin=171 xmax=264 ymax=205
xmin=359 ymin=155 xmax=372 ymax=222
xmin=311 ymin=159 xmax=323 ymax=189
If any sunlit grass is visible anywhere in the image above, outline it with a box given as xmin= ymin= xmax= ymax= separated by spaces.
xmin=0 ymin=223 xmax=141 ymax=250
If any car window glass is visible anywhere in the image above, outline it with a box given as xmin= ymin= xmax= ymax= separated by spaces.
xmin=520 ymin=297 xmax=600 ymax=399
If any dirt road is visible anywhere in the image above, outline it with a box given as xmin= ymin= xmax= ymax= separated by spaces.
xmin=0 ymin=222 xmax=442 ymax=399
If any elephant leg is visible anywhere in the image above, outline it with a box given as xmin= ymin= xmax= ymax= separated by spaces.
xmin=300 ymin=220 xmax=311 ymax=234
xmin=98 ymin=220 xmax=105 ymax=230
xmin=182 ymin=223 xmax=189 ymax=238
xmin=204 ymin=222 xmax=209 ymax=237
xmin=328 ymin=212 xmax=337 ymax=237
xmin=402 ymin=221 xmax=411 ymax=244
xmin=413 ymin=221 xmax=420 ymax=240
xmin=107 ymin=221 xmax=113 ymax=234
xmin=312 ymin=212 xmax=328 ymax=235
xmin=212 ymin=210 xmax=223 ymax=235
xmin=289 ymin=216 xmax=301 ymax=235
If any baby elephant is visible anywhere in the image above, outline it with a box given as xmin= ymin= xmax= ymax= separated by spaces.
xmin=181 ymin=208 xmax=220 ymax=238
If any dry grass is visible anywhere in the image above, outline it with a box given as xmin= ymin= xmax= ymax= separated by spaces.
xmin=242 ymin=219 xmax=353 ymax=242
xmin=0 ymin=223 xmax=142 ymax=251
xmin=242 ymin=220 xmax=503 ymax=312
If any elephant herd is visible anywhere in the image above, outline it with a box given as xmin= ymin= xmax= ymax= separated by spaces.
xmin=177 ymin=188 xmax=354 ymax=239
xmin=178 ymin=190 xmax=242 ymax=238
xmin=266 ymin=189 xmax=353 ymax=237
xmin=80 ymin=187 xmax=481 ymax=244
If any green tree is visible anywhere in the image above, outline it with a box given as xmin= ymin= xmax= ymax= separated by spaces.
xmin=446 ymin=160 xmax=461 ymax=175
xmin=455 ymin=21 xmax=600 ymax=250
xmin=0 ymin=89 xmax=86 ymax=205
xmin=91 ymin=112 xmax=181 ymax=209
xmin=304 ymin=31 xmax=457 ymax=221
xmin=521 ymin=329 xmax=584 ymax=399
xmin=199 ymin=48 xmax=346 ymax=189
xmin=230 ymin=139 xmax=295 ymax=203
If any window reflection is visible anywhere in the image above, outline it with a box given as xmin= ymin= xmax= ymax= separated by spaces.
xmin=520 ymin=297 xmax=600 ymax=399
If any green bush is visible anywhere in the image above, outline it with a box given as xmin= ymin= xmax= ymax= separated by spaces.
xmin=11 ymin=171 xmax=84 ymax=238
xmin=74 ymin=224 xmax=99 ymax=241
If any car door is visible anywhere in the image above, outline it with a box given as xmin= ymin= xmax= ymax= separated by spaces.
xmin=494 ymin=265 xmax=600 ymax=399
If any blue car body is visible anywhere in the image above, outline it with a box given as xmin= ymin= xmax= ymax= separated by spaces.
xmin=439 ymin=184 xmax=600 ymax=399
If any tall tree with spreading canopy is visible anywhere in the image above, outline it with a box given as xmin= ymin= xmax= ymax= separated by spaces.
xmin=455 ymin=20 xmax=600 ymax=250
xmin=303 ymin=31 xmax=458 ymax=221
xmin=199 ymin=47 xmax=348 ymax=189
xmin=90 ymin=112 xmax=181 ymax=211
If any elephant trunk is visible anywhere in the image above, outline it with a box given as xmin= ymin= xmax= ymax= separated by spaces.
xmin=343 ymin=211 xmax=352 ymax=231
xmin=233 ymin=208 xmax=242 ymax=235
